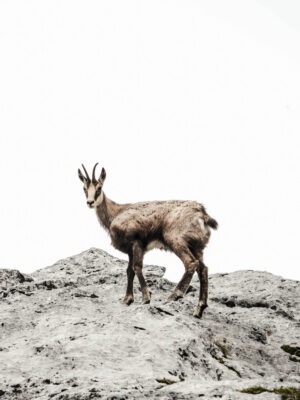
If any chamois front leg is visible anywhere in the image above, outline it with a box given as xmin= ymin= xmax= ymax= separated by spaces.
xmin=132 ymin=241 xmax=151 ymax=304
xmin=122 ymin=254 xmax=135 ymax=306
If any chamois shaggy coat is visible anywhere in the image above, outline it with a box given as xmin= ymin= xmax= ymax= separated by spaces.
xmin=109 ymin=200 xmax=216 ymax=254
xmin=78 ymin=163 xmax=218 ymax=318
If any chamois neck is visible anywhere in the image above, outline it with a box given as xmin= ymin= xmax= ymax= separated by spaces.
xmin=95 ymin=192 xmax=126 ymax=230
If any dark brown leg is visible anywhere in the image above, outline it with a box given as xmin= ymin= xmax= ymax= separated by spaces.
xmin=167 ymin=242 xmax=199 ymax=302
xmin=193 ymin=251 xmax=208 ymax=318
xmin=122 ymin=254 xmax=135 ymax=305
xmin=132 ymin=241 xmax=151 ymax=304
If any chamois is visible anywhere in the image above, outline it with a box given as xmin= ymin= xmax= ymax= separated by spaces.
xmin=78 ymin=163 xmax=218 ymax=318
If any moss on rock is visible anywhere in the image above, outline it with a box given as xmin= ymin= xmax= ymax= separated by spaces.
xmin=281 ymin=345 xmax=300 ymax=357
xmin=239 ymin=386 xmax=300 ymax=399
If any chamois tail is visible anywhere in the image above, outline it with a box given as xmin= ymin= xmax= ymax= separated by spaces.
xmin=203 ymin=214 xmax=218 ymax=230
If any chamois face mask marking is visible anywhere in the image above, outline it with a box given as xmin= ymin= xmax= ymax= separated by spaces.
xmin=78 ymin=163 xmax=106 ymax=208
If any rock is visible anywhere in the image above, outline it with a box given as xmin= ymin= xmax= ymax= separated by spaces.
xmin=0 ymin=248 xmax=299 ymax=399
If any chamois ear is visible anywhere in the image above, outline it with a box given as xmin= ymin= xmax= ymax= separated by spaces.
xmin=78 ymin=168 xmax=85 ymax=183
xmin=100 ymin=167 xmax=106 ymax=183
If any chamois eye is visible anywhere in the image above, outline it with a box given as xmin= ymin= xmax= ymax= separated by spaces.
xmin=96 ymin=188 xmax=101 ymax=196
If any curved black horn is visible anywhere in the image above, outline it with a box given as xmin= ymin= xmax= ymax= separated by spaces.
xmin=81 ymin=164 xmax=91 ymax=183
xmin=92 ymin=162 xmax=99 ymax=184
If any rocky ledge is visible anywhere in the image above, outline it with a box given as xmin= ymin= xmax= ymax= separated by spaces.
xmin=0 ymin=248 xmax=299 ymax=399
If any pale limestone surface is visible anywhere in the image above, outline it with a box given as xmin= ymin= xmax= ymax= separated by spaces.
xmin=0 ymin=248 xmax=299 ymax=399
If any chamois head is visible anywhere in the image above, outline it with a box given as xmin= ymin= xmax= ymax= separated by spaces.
xmin=78 ymin=163 xmax=106 ymax=208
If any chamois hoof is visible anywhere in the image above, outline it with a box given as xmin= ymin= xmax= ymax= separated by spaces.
xmin=142 ymin=289 xmax=151 ymax=304
xmin=167 ymin=291 xmax=184 ymax=302
xmin=193 ymin=303 xmax=207 ymax=319
xmin=122 ymin=295 xmax=134 ymax=306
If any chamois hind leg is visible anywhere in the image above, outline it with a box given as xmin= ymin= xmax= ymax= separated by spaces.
xmin=122 ymin=254 xmax=135 ymax=305
xmin=132 ymin=241 xmax=151 ymax=304
xmin=167 ymin=240 xmax=199 ymax=302
xmin=193 ymin=249 xmax=208 ymax=318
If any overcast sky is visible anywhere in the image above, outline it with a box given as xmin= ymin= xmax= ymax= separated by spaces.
xmin=0 ymin=0 xmax=299 ymax=282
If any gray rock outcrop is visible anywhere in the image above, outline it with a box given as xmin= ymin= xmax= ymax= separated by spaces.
xmin=0 ymin=248 xmax=299 ymax=399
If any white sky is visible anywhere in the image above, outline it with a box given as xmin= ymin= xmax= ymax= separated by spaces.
xmin=0 ymin=0 xmax=299 ymax=282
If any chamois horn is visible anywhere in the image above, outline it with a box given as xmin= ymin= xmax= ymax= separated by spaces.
xmin=81 ymin=164 xmax=91 ymax=183
xmin=92 ymin=162 xmax=99 ymax=184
